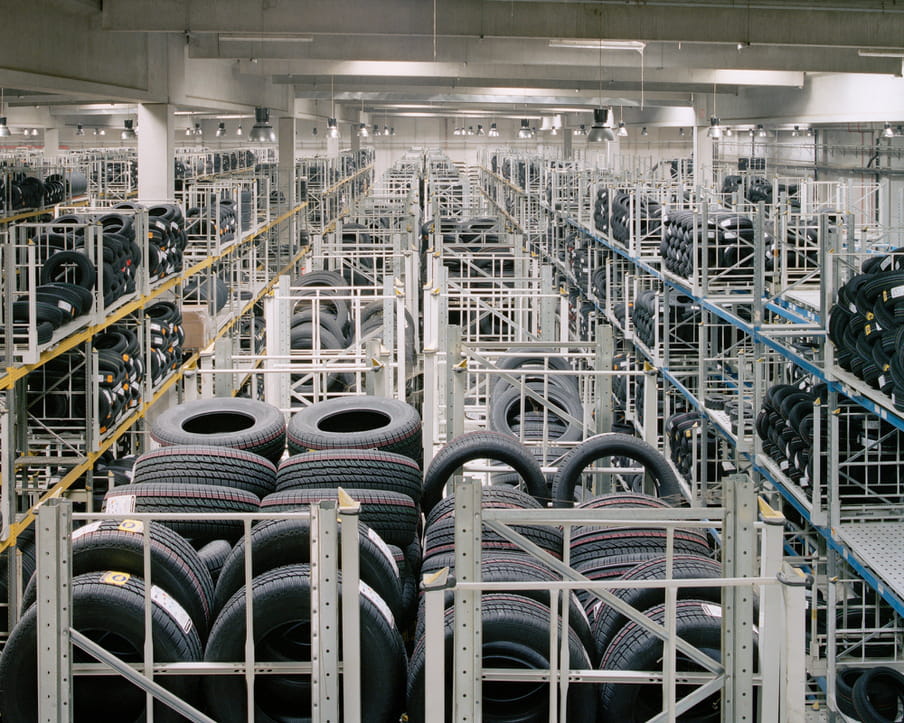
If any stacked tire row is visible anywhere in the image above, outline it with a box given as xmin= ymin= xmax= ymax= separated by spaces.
xmin=0 ymin=169 xmax=88 ymax=214
xmin=827 ymin=250 xmax=904 ymax=404
xmin=593 ymin=188 xmax=663 ymax=245
xmin=185 ymin=195 xmax=239 ymax=245
xmin=145 ymin=300 xmax=184 ymax=387
xmin=757 ymin=381 xmax=904 ymax=502
xmin=661 ymin=208 xmax=757 ymax=280
xmin=630 ymin=289 xmax=700 ymax=352
xmin=665 ymin=410 xmax=724 ymax=484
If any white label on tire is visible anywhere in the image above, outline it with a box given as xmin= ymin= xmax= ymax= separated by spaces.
xmin=72 ymin=520 xmax=104 ymax=540
xmin=366 ymin=528 xmax=399 ymax=578
xmin=359 ymin=580 xmax=395 ymax=628
xmin=700 ymin=603 xmax=722 ymax=618
xmin=104 ymin=495 xmax=136 ymax=514
xmin=151 ymin=585 xmax=193 ymax=634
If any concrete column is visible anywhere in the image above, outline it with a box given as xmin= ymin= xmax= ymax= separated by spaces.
xmin=694 ymin=126 xmax=714 ymax=189
xmin=563 ymin=128 xmax=573 ymax=160
xmin=351 ymin=126 xmax=361 ymax=153
xmin=42 ymin=128 xmax=60 ymax=160
xmin=326 ymin=132 xmax=340 ymax=159
xmin=137 ymin=103 xmax=175 ymax=201
xmin=277 ymin=115 xmax=297 ymax=252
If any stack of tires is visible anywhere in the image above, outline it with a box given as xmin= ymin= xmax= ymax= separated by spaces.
xmin=665 ymin=410 xmax=723 ymax=484
xmin=146 ymin=301 xmax=184 ymax=387
xmin=185 ymin=196 xmax=237 ymax=245
xmin=94 ymin=326 xmax=143 ymax=431
xmin=827 ymin=250 xmax=904 ymax=402
xmin=661 ymin=208 xmax=756 ymax=280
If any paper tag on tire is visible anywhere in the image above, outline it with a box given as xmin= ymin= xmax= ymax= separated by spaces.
xmin=700 ymin=603 xmax=722 ymax=618
xmin=72 ymin=520 xmax=104 ymax=540
xmin=151 ymin=585 xmax=193 ymax=634
xmin=104 ymin=495 xmax=136 ymax=514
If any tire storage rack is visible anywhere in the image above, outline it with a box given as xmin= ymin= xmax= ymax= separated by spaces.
xmin=482 ymin=147 xmax=904 ymax=719
xmin=0 ymin=149 xmax=375 ymax=643
xmin=0 ymin=148 xmax=827 ymax=722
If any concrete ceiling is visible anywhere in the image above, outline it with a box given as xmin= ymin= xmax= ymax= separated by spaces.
xmin=4 ymin=0 xmax=904 ymax=128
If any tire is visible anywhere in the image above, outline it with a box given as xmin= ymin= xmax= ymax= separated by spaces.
xmin=0 ymin=571 xmax=202 ymax=723
xmin=406 ymin=593 xmax=597 ymax=723
xmin=570 ymin=530 xmax=712 ymax=570
xmin=425 ymin=485 xmax=543 ymax=530
xmin=289 ymin=322 xmax=344 ymax=350
xmin=422 ymin=515 xmax=563 ymax=562
xmin=836 ymin=667 xmax=866 ymax=718
xmin=40 ymin=249 xmax=96 ymax=289
xmin=133 ymin=445 xmax=277 ymax=499
xmin=276 ymin=448 xmax=423 ymax=503
xmin=197 ymin=539 xmax=233 ymax=585
xmin=290 ymin=307 xmax=347 ymax=345
xmin=489 ymin=382 xmax=584 ymax=443
xmin=213 ymin=517 xmax=403 ymax=623
xmin=414 ymin=551 xmax=595 ymax=659
xmin=204 ymin=564 xmax=407 ymax=723
xmin=591 ymin=554 xmax=723 ymax=658
xmin=20 ymin=518 xmax=214 ymax=640
xmin=577 ymin=492 xmax=672 ymax=510
xmin=286 ymin=396 xmax=422 ymax=465
xmin=150 ymin=398 xmax=287 ymax=464
xmin=103 ymin=483 xmax=260 ymax=544
xmin=852 ymin=666 xmax=904 ymax=722
xmin=489 ymin=350 xmax=579 ymax=399
xmin=421 ymin=431 xmax=548 ymax=515
xmin=552 ymin=433 xmax=683 ymax=507
xmin=261 ymin=488 xmax=418 ymax=547
xmin=599 ymin=600 xmax=752 ymax=721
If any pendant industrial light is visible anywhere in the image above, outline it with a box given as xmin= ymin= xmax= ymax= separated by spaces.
xmin=326 ymin=117 xmax=340 ymax=139
xmin=707 ymin=117 xmax=722 ymax=139
xmin=194 ymin=123 xmax=202 ymax=137
xmin=616 ymin=121 xmax=628 ymax=137
xmin=216 ymin=122 xmax=226 ymax=137
xmin=236 ymin=124 xmax=244 ymax=137
xmin=488 ymin=122 xmax=499 ymax=137
xmin=75 ymin=123 xmax=85 ymax=136
xmin=679 ymin=127 xmax=686 ymax=137
xmin=806 ymin=127 xmax=814 ymax=137
xmin=725 ymin=127 xmax=733 ymax=137
xmin=791 ymin=125 xmax=800 ymax=137
xmin=477 ymin=124 xmax=486 ymax=136
xmin=384 ymin=125 xmax=390 ymax=136
xmin=574 ymin=124 xmax=586 ymax=136
xmin=390 ymin=127 xmax=396 ymax=136
xmin=0 ymin=89 xmax=10 ymax=138
xmin=249 ymin=107 xmax=276 ymax=142
xmin=185 ymin=126 xmax=193 ymax=137
xmin=883 ymin=122 xmax=895 ymax=138
xmin=757 ymin=123 xmax=767 ymax=137
xmin=518 ymin=119 xmax=533 ymax=139
xmin=587 ymin=108 xmax=615 ymax=143
xmin=121 ymin=119 xmax=137 ymax=140
xmin=357 ymin=122 xmax=369 ymax=138
xmin=372 ymin=124 xmax=381 ymax=136
xmin=641 ymin=127 xmax=648 ymax=137
xmin=467 ymin=126 xmax=476 ymax=136
xmin=312 ymin=127 xmax=318 ymax=136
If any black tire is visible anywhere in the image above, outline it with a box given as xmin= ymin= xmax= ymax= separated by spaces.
xmin=577 ymin=492 xmax=672 ymax=510
xmin=213 ymin=517 xmax=403 ymax=623
xmin=570 ymin=530 xmax=713 ymax=570
xmin=552 ymin=433 xmax=683 ymax=507
xmin=150 ymin=398 xmax=287 ymax=464
xmin=422 ymin=514 xmax=564 ymax=562
xmin=591 ymin=554 xmax=723 ymax=658
xmin=133 ymin=445 xmax=277 ymax=499
xmin=20 ymin=518 xmax=214 ymax=640
xmin=425 ymin=485 xmax=544 ymax=530
xmin=204 ymin=563 xmax=407 ymax=723
xmin=414 ymin=551 xmax=596 ymax=658
xmin=103 ymin=483 xmax=260 ymax=544
xmin=836 ymin=667 xmax=866 ymax=718
xmin=40 ymin=249 xmax=97 ymax=289
xmin=289 ymin=322 xmax=344 ymax=350
xmin=599 ymin=600 xmax=752 ymax=721
xmin=197 ymin=539 xmax=233 ymax=585
xmin=261 ymin=487 xmax=418 ymax=547
xmin=12 ymin=299 xmax=67 ymax=329
xmin=489 ymin=382 xmax=584 ymax=443
xmin=276 ymin=448 xmax=422 ymax=503
xmin=290 ymin=307 xmax=347 ymax=345
xmin=406 ymin=593 xmax=597 ymax=723
xmin=853 ymin=666 xmax=904 ymax=722
xmin=0 ymin=571 xmax=202 ymax=723
xmin=421 ymin=431 xmax=548 ymax=515
xmin=286 ymin=396 xmax=422 ymax=465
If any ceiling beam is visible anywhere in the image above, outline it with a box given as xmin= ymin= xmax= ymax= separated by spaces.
xmin=103 ymin=0 xmax=904 ymax=50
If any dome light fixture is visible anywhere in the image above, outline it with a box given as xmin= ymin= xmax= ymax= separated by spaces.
xmin=725 ymin=127 xmax=733 ymax=137
xmin=75 ymin=123 xmax=85 ymax=136
xmin=518 ymin=119 xmax=534 ymax=139
xmin=0 ymin=117 xmax=11 ymax=138
xmin=791 ymin=125 xmax=800 ymax=137
xmin=616 ymin=121 xmax=629 ymax=137
xmin=311 ymin=127 xmax=317 ymax=136
xmin=574 ymin=124 xmax=586 ymax=136
xmin=883 ymin=122 xmax=895 ymax=138
xmin=641 ymin=126 xmax=648 ymax=137
xmin=194 ymin=123 xmax=202 ymax=137
xmin=707 ymin=117 xmax=722 ymax=139
xmin=121 ymin=119 xmax=137 ymax=140
xmin=236 ymin=124 xmax=244 ymax=137
xmin=806 ymin=126 xmax=814 ymax=137
xmin=216 ymin=122 xmax=226 ymax=137
xmin=357 ymin=122 xmax=369 ymax=138
xmin=372 ymin=124 xmax=381 ymax=136
xmin=488 ymin=122 xmax=499 ymax=137
xmin=249 ymin=107 xmax=276 ymax=142
xmin=477 ymin=124 xmax=486 ymax=136
xmin=467 ymin=126 xmax=476 ymax=136
xmin=185 ymin=126 xmax=193 ymax=137
xmin=679 ymin=127 xmax=686 ymax=137
xmin=757 ymin=123 xmax=768 ymax=137
xmin=326 ymin=117 xmax=340 ymax=139
xmin=587 ymin=108 xmax=615 ymax=143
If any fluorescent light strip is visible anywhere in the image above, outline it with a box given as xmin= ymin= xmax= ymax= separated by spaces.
xmin=549 ymin=39 xmax=646 ymax=52
xmin=220 ymin=34 xmax=314 ymax=43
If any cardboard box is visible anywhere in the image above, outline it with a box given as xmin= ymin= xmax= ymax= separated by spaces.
xmin=181 ymin=304 xmax=214 ymax=352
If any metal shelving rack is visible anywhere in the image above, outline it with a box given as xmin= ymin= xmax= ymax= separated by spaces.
xmin=481 ymin=149 xmax=904 ymax=716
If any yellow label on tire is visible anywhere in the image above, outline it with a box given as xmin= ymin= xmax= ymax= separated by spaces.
xmin=117 ymin=519 xmax=144 ymax=534
xmin=100 ymin=571 xmax=131 ymax=586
